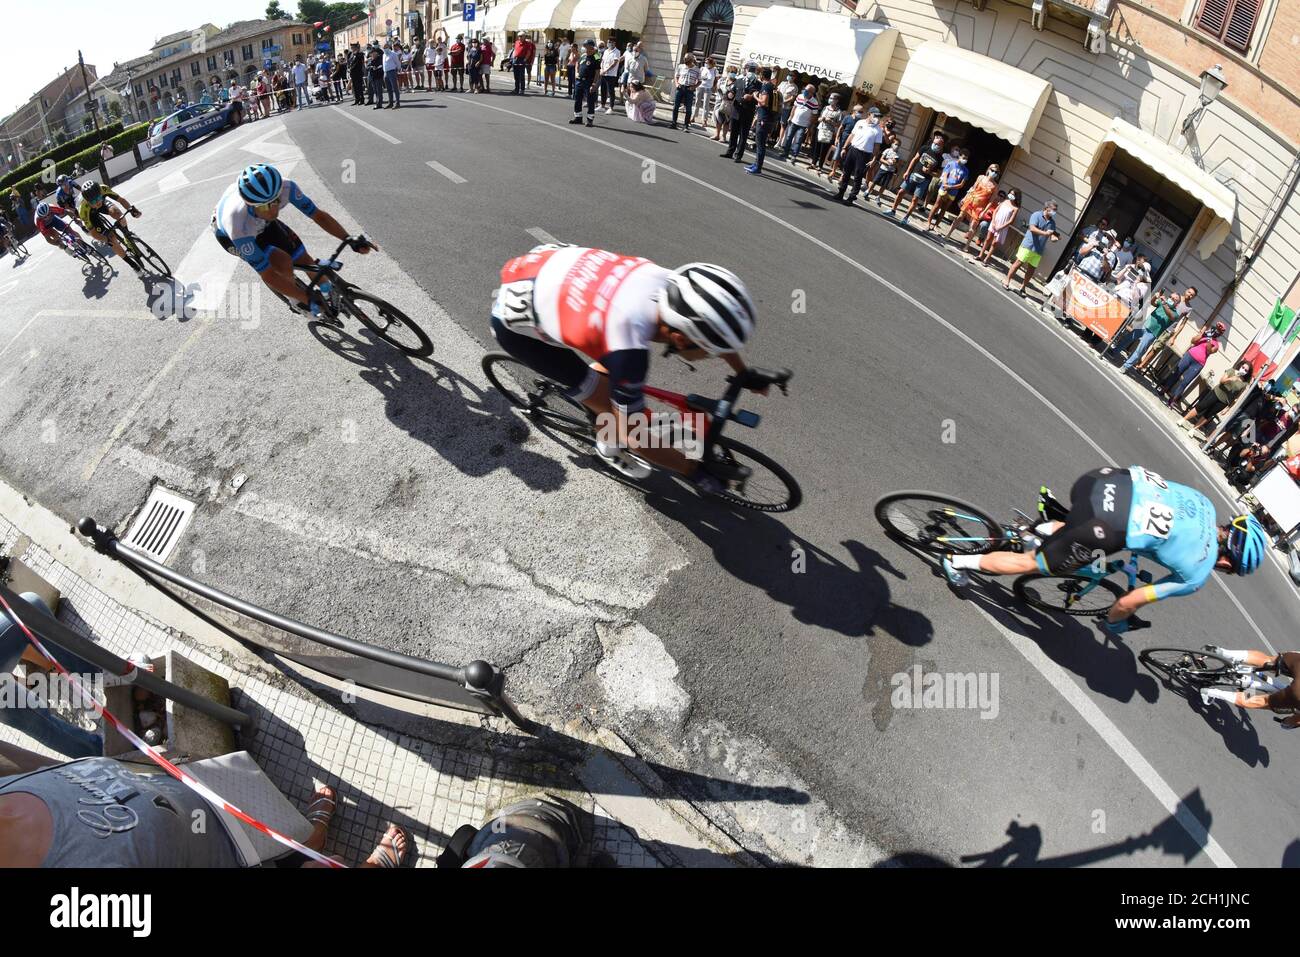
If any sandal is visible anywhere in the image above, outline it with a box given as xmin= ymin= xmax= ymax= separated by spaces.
xmin=367 ymin=824 xmax=412 ymax=868
xmin=305 ymin=786 xmax=337 ymax=828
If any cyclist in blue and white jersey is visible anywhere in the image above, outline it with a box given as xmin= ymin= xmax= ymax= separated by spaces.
xmin=211 ymin=163 xmax=374 ymax=314
xmin=942 ymin=466 xmax=1269 ymax=633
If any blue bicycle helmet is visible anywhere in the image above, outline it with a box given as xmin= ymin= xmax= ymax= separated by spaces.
xmin=35 ymin=202 xmax=50 ymax=219
xmin=237 ymin=163 xmax=282 ymax=205
xmin=1226 ymin=513 xmax=1268 ymax=575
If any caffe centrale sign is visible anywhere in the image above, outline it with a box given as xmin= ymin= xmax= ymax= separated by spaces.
xmin=742 ymin=49 xmax=851 ymax=86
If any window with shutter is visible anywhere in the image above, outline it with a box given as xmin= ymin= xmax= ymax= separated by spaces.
xmin=1222 ymin=0 xmax=1261 ymax=51
xmin=1194 ymin=0 xmax=1261 ymax=52
xmin=1195 ymin=0 xmax=1230 ymax=36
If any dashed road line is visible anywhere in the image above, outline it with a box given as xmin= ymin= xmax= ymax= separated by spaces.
xmin=328 ymin=104 xmax=402 ymax=144
xmin=425 ymin=160 xmax=467 ymax=184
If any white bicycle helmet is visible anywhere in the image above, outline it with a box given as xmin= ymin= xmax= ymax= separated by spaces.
xmin=660 ymin=262 xmax=755 ymax=355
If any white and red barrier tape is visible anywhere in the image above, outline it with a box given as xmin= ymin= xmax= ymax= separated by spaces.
xmin=0 ymin=592 xmax=345 ymax=868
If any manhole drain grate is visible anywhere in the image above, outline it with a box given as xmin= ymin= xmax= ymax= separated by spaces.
xmin=124 ymin=487 xmax=196 ymax=563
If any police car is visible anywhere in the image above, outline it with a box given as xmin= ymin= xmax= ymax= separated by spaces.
xmin=146 ymin=100 xmax=245 ymax=158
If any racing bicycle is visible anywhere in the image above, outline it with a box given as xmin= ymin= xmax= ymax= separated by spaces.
xmin=481 ymin=352 xmax=802 ymax=511
xmin=874 ymin=488 xmax=1154 ymax=619
xmin=1140 ymin=647 xmax=1293 ymax=704
xmin=60 ymin=229 xmax=111 ymax=271
xmin=102 ymin=215 xmax=171 ymax=277
xmin=272 ymin=235 xmax=433 ymax=358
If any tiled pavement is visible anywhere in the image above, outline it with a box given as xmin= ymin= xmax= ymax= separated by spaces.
xmin=0 ymin=513 xmax=663 ymax=868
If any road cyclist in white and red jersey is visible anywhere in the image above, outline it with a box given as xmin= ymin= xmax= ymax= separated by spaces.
xmin=490 ymin=243 xmax=763 ymax=493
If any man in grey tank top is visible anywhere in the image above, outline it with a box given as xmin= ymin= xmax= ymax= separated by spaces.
xmin=0 ymin=751 xmax=242 ymax=868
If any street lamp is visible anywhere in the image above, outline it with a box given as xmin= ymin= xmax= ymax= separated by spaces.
xmin=1181 ymin=63 xmax=1227 ymax=136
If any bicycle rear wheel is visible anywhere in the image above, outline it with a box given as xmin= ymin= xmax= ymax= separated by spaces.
xmin=481 ymin=353 xmax=593 ymax=439
xmin=1140 ymin=648 xmax=1235 ymax=687
xmin=339 ymin=285 xmax=432 ymax=357
xmin=112 ymin=224 xmax=170 ymax=278
xmin=704 ymin=438 xmax=801 ymax=512
xmin=1013 ymin=574 xmax=1124 ymax=616
xmin=874 ymin=492 xmax=1004 ymax=555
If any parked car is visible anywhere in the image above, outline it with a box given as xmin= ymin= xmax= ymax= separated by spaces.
xmin=147 ymin=100 xmax=244 ymax=158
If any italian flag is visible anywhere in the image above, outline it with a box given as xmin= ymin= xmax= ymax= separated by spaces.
xmin=1240 ymin=298 xmax=1300 ymax=379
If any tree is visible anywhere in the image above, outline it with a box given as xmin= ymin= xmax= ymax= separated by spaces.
xmin=107 ymin=100 xmax=123 ymax=121
xmin=266 ymin=0 xmax=291 ymax=19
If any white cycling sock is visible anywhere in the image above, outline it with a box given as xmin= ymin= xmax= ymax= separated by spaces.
xmin=950 ymin=554 xmax=983 ymax=571
xmin=1033 ymin=522 xmax=1057 ymax=538
xmin=1200 ymin=687 xmax=1238 ymax=705
xmin=1214 ymin=647 xmax=1249 ymax=664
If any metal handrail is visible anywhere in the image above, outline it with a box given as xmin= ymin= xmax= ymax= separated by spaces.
xmin=77 ymin=517 xmax=534 ymax=732
xmin=0 ymin=582 xmax=251 ymax=729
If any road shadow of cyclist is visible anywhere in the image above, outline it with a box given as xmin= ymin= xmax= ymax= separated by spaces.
xmin=1151 ymin=683 xmax=1269 ymax=769
xmin=956 ymin=789 xmax=1215 ymax=865
xmin=80 ymin=262 xmax=111 ymax=300
xmin=880 ymin=537 xmax=1155 ymax=707
xmin=305 ymin=322 xmax=568 ymax=493
xmin=638 ymin=482 xmax=934 ymax=644
xmin=144 ymin=277 xmax=197 ymax=322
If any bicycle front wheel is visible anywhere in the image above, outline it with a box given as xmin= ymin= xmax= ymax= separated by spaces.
xmin=125 ymin=231 xmax=171 ymax=277
xmin=1013 ymin=574 xmax=1124 ymax=616
xmin=705 ymin=438 xmax=801 ymax=512
xmin=481 ymin=353 xmax=593 ymax=439
xmin=339 ymin=286 xmax=432 ymax=357
xmin=1140 ymin=648 xmax=1234 ymax=687
xmin=874 ymin=492 xmax=1004 ymax=555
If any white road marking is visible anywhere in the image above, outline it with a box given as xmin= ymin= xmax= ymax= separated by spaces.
xmin=156 ymin=122 xmax=279 ymax=193
xmin=425 ymin=160 xmax=467 ymax=184
xmin=449 ymin=95 xmax=1250 ymax=865
xmin=0 ymin=280 xmax=17 ymax=297
xmin=82 ymin=318 xmax=213 ymax=483
xmin=526 ymin=226 xmax=559 ymax=244
xmin=979 ymin=608 xmax=1235 ymax=867
xmin=328 ymin=105 xmax=401 ymax=144
xmin=0 ymin=309 xmax=151 ymax=361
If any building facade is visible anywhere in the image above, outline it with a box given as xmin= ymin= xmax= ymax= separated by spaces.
xmin=0 ymin=64 xmax=100 ymax=167
xmin=92 ymin=19 xmax=315 ymax=126
xmin=485 ymin=0 xmax=1297 ymax=383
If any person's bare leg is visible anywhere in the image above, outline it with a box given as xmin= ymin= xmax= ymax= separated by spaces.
xmin=303 ymin=785 xmax=336 ymax=851
xmin=1019 ymin=266 xmax=1036 ymax=292
xmin=946 ymin=210 xmax=965 ymax=241
xmin=1004 ymin=260 xmax=1021 ymax=289
xmin=361 ymin=824 xmax=411 ymax=867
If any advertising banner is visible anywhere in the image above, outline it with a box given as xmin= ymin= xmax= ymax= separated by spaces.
xmin=1050 ymin=270 xmax=1131 ymax=342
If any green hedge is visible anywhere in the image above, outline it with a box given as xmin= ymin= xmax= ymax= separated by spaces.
xmin=5 ymin=123 xmax=151 ymax=208
xmin=0 ymin=121 xmax=126 ymax=192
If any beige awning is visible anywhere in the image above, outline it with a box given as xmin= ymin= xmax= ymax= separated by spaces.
xmin=485 ymin=0 xmax=532 ymax=33
xmin=896 ymin=41 xmax=1052 ymax=152
xmin=570 ymin=0 xmax=648 ymax=32
xmin=518 ymin=0 xmax=579 ymax=31
xmin=1093 ymin=118 xmax=1237 ymax=258
xmin=739 ymin=7 xmax=897 ymax=95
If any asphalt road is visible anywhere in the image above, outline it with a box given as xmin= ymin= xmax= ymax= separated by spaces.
xmin=1 ymin=86 xmax=1297 ymax=867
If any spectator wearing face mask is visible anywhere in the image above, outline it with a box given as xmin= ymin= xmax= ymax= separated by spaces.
xmin=1180 ymin=361 xmax=1253 ymax=437
xmin=974 ymin=189 xmax=1019 ymax=265
xmin=1161 ymin=320 xmax=1225 ymax=407
xmin=833 ymin=106 xmax=883 ymax=205
xmin=1004 ymin=198 xmax=1059 ymax=294
xmin=779 ymin=85 xmax=819 ymax=164
xmin=923 ymin=147 xmax=970 ymax=231
xmin=599 ymin=40 xmax=622 ymax=113
xmin=1111 ymin=255 xmax=1152 ymax=314
xmin=712 ymin=65 xmax=738 ymax=143
xmin=889 ymin=130 xmax=947 ymax=223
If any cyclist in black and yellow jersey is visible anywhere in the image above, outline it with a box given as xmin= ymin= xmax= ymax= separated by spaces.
xmin=77 ymin=180 xmax=143 ymax=276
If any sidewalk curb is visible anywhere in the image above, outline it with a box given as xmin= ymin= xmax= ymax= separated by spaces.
xmin=0 ymin=478 xmax=764 ymax=865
